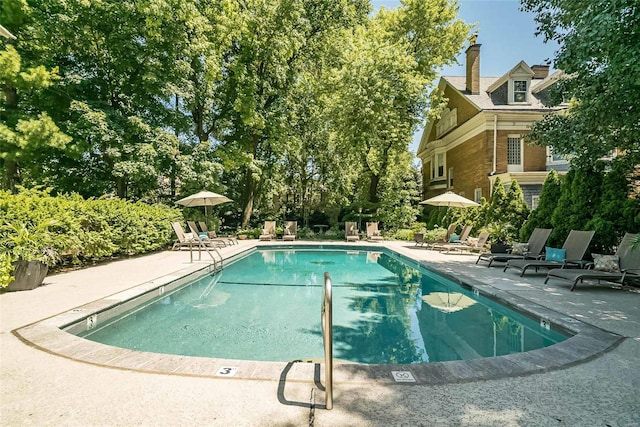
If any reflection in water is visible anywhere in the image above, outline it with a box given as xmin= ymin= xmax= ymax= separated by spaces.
xmin=81 ymin=249 xmax=567 ymax=364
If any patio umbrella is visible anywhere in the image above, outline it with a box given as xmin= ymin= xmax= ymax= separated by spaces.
xmin=419 ymin=191 xmax=480 ymax=208
xmin=176 ymin=191 xmax=232 ymax=208
xmin=421 ymin=292 xmax=477 ymax=313
xmin=176 ymin=191 xmax=232 ymax=227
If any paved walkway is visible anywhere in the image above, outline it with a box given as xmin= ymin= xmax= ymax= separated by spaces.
xmin=1 ymin=240 xmax=639 ymax=426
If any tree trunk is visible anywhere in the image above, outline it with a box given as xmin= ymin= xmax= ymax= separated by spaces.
xmin=369 ymin=173 xmax=381 ymax=204
xmin=116 ymin=176 xmax=127 ymax=199
xmin=241 ymin=167 xmax=255 ymax=228
xmin=3 ymin=160 xmax=19 ymax=192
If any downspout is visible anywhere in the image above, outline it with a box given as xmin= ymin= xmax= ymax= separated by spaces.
xmin=489 ymin=114 xmax=498 ymax=194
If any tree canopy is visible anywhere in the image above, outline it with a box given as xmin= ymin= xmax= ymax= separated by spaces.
xmin=522 ymin=0 xmax=640 ymax=171
xmin=0 ymin=0 xmax=471 ymax=230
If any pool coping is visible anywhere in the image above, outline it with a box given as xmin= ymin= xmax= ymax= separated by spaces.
xmin=13 ymin=241 xmax=623 ymax=385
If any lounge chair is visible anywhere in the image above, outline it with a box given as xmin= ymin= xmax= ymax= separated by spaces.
xmin=545 ymin=233 xmax=640 ymax=291
xmin=477 ymin=228 xmax=552 ymax=267
xmin=187 ymin=221 xmax=226 ymax=247
xmin=366 ymin=222 xmax=384 ymax=242
xmin=259 ymin=221 xmax=276 ymax=241
xmin=432 ymin=225 xmax=472 ymax=251
xmin=414 ymin=232 xmax=425 ymax=246
xmin=503 ymin=230 xmax=595 ymax=277
xmin=440 ymin=232 xmax=490 ymax=254
xmin=171 ymin=222 xmax=196 ymax=250
xmin=345 ymin=222 xmax=359 ymax=242
xmin=198 ymin=221 xmax=238 ymax=245
xmin=283 ymin=221 xmax=297 ymax=241
xmin=423 ymin=224 xmax=458 ymax=249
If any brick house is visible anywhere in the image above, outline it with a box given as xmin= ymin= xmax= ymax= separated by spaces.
xmin=417 ymin=41 xmax=568 ymax=208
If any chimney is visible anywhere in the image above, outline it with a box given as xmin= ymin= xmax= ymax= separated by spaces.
xmin=531 ymin=65 xmax=550 ymax=79
xmin=465 ymin=42 xmax=481 ymax=94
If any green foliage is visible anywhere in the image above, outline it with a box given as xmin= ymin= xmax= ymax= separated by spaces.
xmin=522 ymin=0 xmax=640 ymax=172
xmin=0 ymin=253 xmax=14 ymax=288
xmin=549 ymin=168 xmax=602 ymax=247
xmin=503 ymin=180 xmax=530 ymax=235
xmin=0 ymin=188 xmax=182 ymax=283
xmin=585 ymin=160 xmax=640 ymax=252
xmin=521 ymin=170 xmax=562 ymax=240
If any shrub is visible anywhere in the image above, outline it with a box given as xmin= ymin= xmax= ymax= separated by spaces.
xmin=0 ymin=188 xmax=182 ymax=271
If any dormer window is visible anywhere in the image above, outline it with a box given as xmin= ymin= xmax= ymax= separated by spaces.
xmin=513 ymin=80 xmax=528 ymax=102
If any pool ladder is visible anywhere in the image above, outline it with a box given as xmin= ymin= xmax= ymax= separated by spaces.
xmin=189 ymin=241 xmax=224 ymax=273
xmin=321 ymin=272 xmax=333 ymax=410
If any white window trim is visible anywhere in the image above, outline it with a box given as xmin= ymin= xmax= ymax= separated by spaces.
xmin=531 ymin=195 xmax=540 ymax=210
xmin=474 ymin=188 xmax=482 ymax=204
xmin=435 ymin=108 xmax=458 ymax=138
xmin=507 ymin=135 xmax=524 ymax=172
xmin=546 ymin=146 xmax=569 ymax=165
xmin=508 ymin=78 xmax=531 ymax=104
xmin=431 ymin=151 xmax=446 ymax=181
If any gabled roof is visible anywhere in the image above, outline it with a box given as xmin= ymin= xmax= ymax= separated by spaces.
xmin=443 ymin=75 xmax=553 ymax=110
xmin=486 ymin=61 xmax=535 ymax=93
xmin=531 ymin=70 xmax=565 ymax=94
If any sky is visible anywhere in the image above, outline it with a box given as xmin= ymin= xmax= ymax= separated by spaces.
xmin=371 ymin=0 xmax=559 ymax=153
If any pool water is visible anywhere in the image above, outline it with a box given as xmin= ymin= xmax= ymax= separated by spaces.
xmin=80 ymin=248 xmax=568 ymax=364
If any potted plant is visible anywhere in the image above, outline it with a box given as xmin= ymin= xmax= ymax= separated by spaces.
xmin=1 ymin=220 xmax=68 ymax=291
xmin=485 ymin=222 xmax=514 ymax=254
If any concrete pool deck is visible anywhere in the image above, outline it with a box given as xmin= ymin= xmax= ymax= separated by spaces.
xmin=2 ymin=240 xmax=639 ymax=426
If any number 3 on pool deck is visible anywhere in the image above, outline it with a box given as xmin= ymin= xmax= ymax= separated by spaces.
xmin=216 ymin=367 xmax=238 ymax=377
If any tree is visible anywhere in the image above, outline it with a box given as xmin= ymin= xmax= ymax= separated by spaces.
xmin=520 ymin=169 xmax=562 ymax=240
xmin=585 ymin=159 xmax=640 ymax=252
xmin=522 ymin=0 xmax=640 ymax=172
xmin=0 ymin=14 xmax=71 ymax=191
xmin=504 ymin=180 xmax=530 ymax=237
xmin=550 ymin=168 xmax=602 ymax=247
xmin=330 ymin=1 xmax=470 ymax=206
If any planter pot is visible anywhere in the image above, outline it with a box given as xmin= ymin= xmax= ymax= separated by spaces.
xmin=238 ymin=235 xmax=248 ymax=240
xmin=6 ymin=260 xmax=49 ymax=292
xmin=490 ymin=242 xmax=511 ymax=254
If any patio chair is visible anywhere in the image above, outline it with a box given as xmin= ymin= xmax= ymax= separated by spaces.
xmin=432 ymin=224 xmax=472 ymax=251
xmin=198 ymin=221 xmax=238 ymax=245
xmin=423 ymin=223 xmax=458 ymax=249
xmin=171 ymin=222 xmax=196 ymax=250
xmin=345 ymin=221 xmax=359 ymax=242
xmin=440 ymin=232 xmax=490 ymax=254
xmin=366 ymin=222 xmax=384 ymax=242
xmin=283 ymin=221 xmax=297 ymax=241
xmin=544 ymin=233 xmax=640 ymax=291
xmin=477 ymin=228 xmax=552 ymax=267
xmin=503 ymin=230 xmax=596 ymax=277
xmin=187 ymin=221 xmax=226 ymax=247
xmin=259 ymin=221 xmax=276 ymax=241
xmin=414 ymin=232 xmax=425 ymax=247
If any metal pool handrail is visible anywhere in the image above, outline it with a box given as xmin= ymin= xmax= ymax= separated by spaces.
xmin=321 ymin=272 xmax=333 ymax=410
xmin=189 ymin=241 xmax=223 ymax=272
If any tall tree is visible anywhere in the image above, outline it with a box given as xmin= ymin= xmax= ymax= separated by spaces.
xmin=331 ymin=1 xmax=470 ymax=206
xmin=0 ymin=2 xmax=71 ymax=191
xmin=522 ymin=0 xmax=640 ymax=172
xmin=520 ymin=169 xmax=562 ymax=240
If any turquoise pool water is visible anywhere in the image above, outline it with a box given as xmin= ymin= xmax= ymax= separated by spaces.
xmin=80 ymin=248 xmax=568 ymax=364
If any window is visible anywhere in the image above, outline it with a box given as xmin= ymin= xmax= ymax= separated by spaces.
xmin=474 ymin=188 xmax=482 ymax=204
xmin=435 ymin=108 xmax=458 ymax=137
xmin=431 ymin=153 xmax=445 ymax=180
xmin=513 ymin=80 xmax=527 ymax=102
xmin=507 ymin=136 xmax=523 ymax=172
xmin=448 ymin=167 xmax=454 ymax=188
xmin=531 ymin=195 xmax=540 ymax=210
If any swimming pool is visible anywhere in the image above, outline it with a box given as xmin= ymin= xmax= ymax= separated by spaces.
xmin=77 ymin=247 xmax=568 ymax=364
